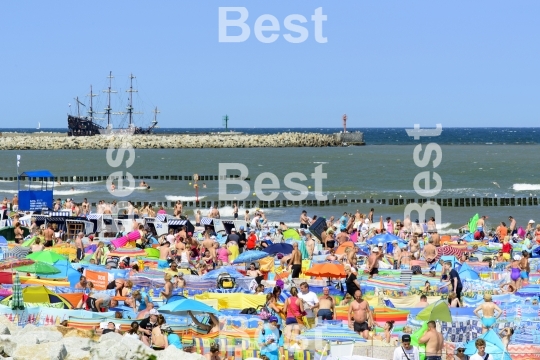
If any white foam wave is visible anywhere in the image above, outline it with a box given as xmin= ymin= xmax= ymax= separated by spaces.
xmin=53 ymin=190 xmax=92 ymax=195
xmin=0 ymin=189 xmax=17 ymax=194
xmin=313 ymin=162 xmax=329 ymax=164
xmin=513 ymin=184 xmax=540 ymax=191
xmin=0 ymin=180 xmax=13 ymax=183
xmin=57 ymin=181 xmax=103 ymax=185
xmin=193 ymin=206 xmax=280 ymax=218
xmin=165 ymin=196 xmax=207 ymax=201
xmin=126 ymin=186 xmax=151 ymax=190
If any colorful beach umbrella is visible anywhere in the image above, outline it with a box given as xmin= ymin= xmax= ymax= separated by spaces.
xmin=11 ymin=273 xmax=25 ymax=310
xmin=231 ymin=250 xmax=270 ymax=264
xmin=335 ymin=241 xmax=355 ymax=255
xmin=463 ymin=329 xmax=511 ymax=360
xmin=16 ymin=261 xmax=61 ymax=275
xmin=159 ymin=298 xmax=219 ymax=315
xmin=416 ymin=300 xmax=452 ymax=322
xmin=202 ymin=266 xmax=244 ymax=280
xmin=297 ymin=324 xmax=365 ymax=342
xmin=261 ymin=243 xmax=293 ymax=255
xmin=366 ymin=233 xmax=402 ymax=245
xmin=304 ymin=263 xmax=346 ymax=278
xmin=26 ymin=251 xmax=67 ymax=264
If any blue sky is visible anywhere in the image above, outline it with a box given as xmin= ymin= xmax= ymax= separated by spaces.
xmin=1 ymin=1 xmax=539 ymax=128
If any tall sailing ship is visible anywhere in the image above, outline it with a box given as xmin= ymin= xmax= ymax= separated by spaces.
xmin=67 ymin=71 xmax=158 ymax=136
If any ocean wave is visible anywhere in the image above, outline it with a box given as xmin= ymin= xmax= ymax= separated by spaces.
xmin=125 ymin=186 xmax=151 ymax=190
xmin=195 ymin=206 xmax=280 ymax=218
xmin=512 ymin=184 xmax=540 ymax=191
xmin=165 ymin=196 xmax=207 ymax=201
xmin=0 ymin=180 xmax=13 ymax=183
xmin=57 ymin=181 xmax=103 ymax=185
xmin=0 ymin=189 xmax=17 ymax=194
xmin=53 ymin=190 xmax=92 ymax=195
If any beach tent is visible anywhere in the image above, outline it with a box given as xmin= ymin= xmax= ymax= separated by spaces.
xmin=468 ymin=214 xmax=479 ymax=234
xmin=282 ymin=229 xmax=300 ymax=241
xmin=416 ymin=300 xmax=452 ymax=322
xmin=0 ymin=226 xmax=30 ymax=241
xmin=432 ymin=255 xmax=461 ymax=271
xmin=464 ymin=329 xmax=511 ymax=360
xmin=1 ymin=285 xmax=72 ymax=309
xmin=458 ymin=263 xmax=480 ymax=280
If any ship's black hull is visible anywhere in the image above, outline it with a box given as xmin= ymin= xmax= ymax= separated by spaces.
xmin=67 ymin=115 xmax=155 ymax=136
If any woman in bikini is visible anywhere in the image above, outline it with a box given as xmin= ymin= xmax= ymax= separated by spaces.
xmin=507 ymin=255 xmax=522 ymax=290
xmin=151 ymin=315 xmax=168 ymax=350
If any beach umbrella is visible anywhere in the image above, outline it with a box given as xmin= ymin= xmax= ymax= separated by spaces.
xmin=463 ymin=329 xmax=511 ymax=360
xmin=202 ymin=266 xmax=244 ymax=280
xmin=159 ymin=298 xmax=219 ymax=315
xmin=297 ymin=324 xmax=365 ymax=342
xmin=304 ymin=263 xmax=346 ymax=278
xmin=231 ymin=250 xmax=270 ymax=264
xmin=16 ymin=261 xmax=61 ymax=275
xmin=366 ymin=233 xmax=402 ymax=245
xmin=282 ymin=229 xmax=300 ymax=241
xmin=416 ymin=300 xmax=452 ymax=322
xmin=11 ymin=273 xmax=25 ymax=311
xmin=0 ymin=236 xmax=7 ymax=244
xmin=26 ymin=251 xmax=67 ymax=264
xmin=335 ymin=241 xmax=355 ymax=255
xmin=261 ymin=243 xmax=293 ymax=255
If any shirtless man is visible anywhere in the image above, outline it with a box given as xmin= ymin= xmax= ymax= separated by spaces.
xmin=202 ymin=236 xmax=217 ymax=262
xmin=233 ymin=203 xmax=238 ymax=220
xmin=499 ymin=327 xmax=513 ymax=349
xmin=300 ymin=210 xmax=310 ymax=229
xmin=423 ymin=238 xmax=438 ymax=265
xmin=476 ymin=216 xmax=486 ymax=232
xmin=474 ymin=294 xmax=502 ymax=333
xmin=508 ymin=216 xmax=517 ymax=235
xmin=318 ymin=287 xmax=335 ymax=320
xmin=366 ymin=248 xmax=380 ymax=278
xmin=159 ymin=241 xmax=172 ymax=260
xmin=173 ymin=201 xmax=183 ymax=218
xmin=44 ymin=224 xmax=54 ymax=248
xmin=392 ymin=240 xmax=401 ymax=269
xmin=403 ymin=215 xmax=412 ymax=233
xmin=177 ymin=226 xmax=187 ymax=241
xmin=418 ymin=320 xmax=444 ymax=360
xmin=337 ymin=231 xmax=349 ymax=245
xmin=305 ymin=233 xmax=315 ymax=260
xmin=431 ymin=231 xmax=441 ymax=247
xmin=409 ymin=236 xmax=420 ymax=260
xmin=290 ymin=242 xmax=302 ymax=278
xmin=348 ymin=290 xmax=373 ymax=339
xmin=75 ymin=232 xmax=85 ymax=261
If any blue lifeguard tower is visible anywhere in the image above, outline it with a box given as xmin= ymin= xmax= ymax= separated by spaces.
xmin=18 ymin=170 xmax=55 ymax=211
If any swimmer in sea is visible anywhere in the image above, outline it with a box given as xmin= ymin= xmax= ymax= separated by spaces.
xmin=474 ymin=294 xmax=502 ymax=334
xmin=139 ymin=181 xmax=150 ymax=190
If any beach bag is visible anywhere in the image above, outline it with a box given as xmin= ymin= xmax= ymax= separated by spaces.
xmin=517 ymin=227 xmax=525 ymax=238
xmin=240 ymin=307 xmax=258 ymax=315
xmin=258 ymin=304 xmax=272 ymax=320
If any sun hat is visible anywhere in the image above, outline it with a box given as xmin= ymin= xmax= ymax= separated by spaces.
xmin=514 ymin=254 xmax=522 ymax=261
xmin=529 ymin=220 xmax=535 ymax=224
xmin=240 ymin=226 xmax=244 ymax=230
xmin=268 ymin=316 xmax=278 ymax=323
xmin=231 ymin=228 xmax=236 ymax=232
xmin=149 ymin=309 xmax=159 ymax=316
xmin=378 ymin=242 xmax=383 ymax=247
xmin=372 ymin=247 xmax=380 ymax=253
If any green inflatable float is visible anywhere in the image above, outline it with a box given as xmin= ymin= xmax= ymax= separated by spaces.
xmin=411 ymin=322 xmax=428 ymax=360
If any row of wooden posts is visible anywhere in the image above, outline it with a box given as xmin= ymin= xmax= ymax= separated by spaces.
xmin=87 ymin=197 xmax=539 ymax=209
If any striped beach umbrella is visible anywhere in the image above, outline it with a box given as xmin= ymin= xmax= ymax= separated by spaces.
xmin=11 ymin=273 xmax=25 ymax=310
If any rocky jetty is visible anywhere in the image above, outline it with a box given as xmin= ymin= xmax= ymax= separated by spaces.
xmin=0 ymin=317 xmax=205 ymax=360
xmin=0 ymin=133 xmax=341 ymax=150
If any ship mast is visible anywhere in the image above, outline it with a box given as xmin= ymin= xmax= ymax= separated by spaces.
xmin=126 ymin=73 xmax=138 ymax=127
xmin=87 ymin=85 xmax=97 ymax=121
xmin=152 ymin=107 xmax=160 ymax=126
xmin=103 ymin=71 xmax=117 ymax=128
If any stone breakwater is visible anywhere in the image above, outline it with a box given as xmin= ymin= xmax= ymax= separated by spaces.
xmin=0 ymin=133 xmax=341 ymax=150
xmin=0 ymin=317 xmax=205 ymax=360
